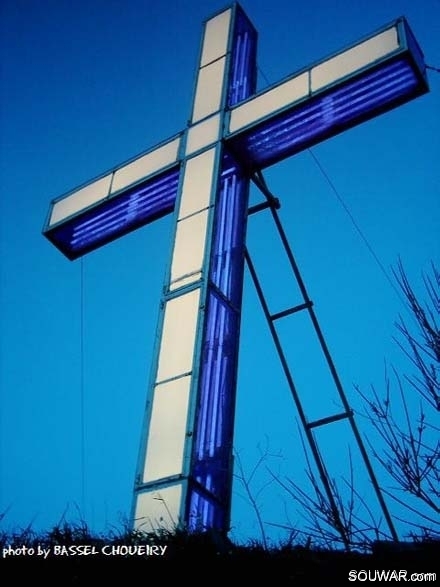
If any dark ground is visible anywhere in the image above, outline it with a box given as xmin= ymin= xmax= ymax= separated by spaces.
xmin=1 ymin=528 xmax=438 ymax=584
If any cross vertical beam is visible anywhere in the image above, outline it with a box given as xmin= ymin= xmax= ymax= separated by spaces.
xmin=131 ymin=5 xmax=257 ymax=534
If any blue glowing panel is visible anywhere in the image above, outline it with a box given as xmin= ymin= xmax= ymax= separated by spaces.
xmin=190 ymin=292 xmax=241 ymax=530
xmin=228 ymin=58 xmax=426 ymax=170
xmin=44 ymin=168 xmax=179 ymax=260
xmin=188 ymin=156 xmax=248 ymax=531
xmin=228 ymin=5 xmax=257 ymax=107
xmin=188 ymin=490 xmax=225 ymax=533
xmin=210 ymin=160 xmax=249 ymax=306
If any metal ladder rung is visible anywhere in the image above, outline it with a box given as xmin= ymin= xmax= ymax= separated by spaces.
xmin=248 ymin=198 xmax=280 ymax=215
xmin=306 ymin=410 xmax=352 ymax=430
xmin=270 ymin=301 xmax=313 ymax=321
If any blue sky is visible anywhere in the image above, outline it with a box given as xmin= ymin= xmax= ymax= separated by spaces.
xmin=1 ymin=0 xmax=439 ymax=545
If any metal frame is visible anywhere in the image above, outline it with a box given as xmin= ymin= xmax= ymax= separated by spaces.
xmin=247 ymin=173 xmax=398 ymax=544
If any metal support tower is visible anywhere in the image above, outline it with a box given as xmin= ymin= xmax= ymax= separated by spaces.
xmin=247 ymin=172 xmax=398 ymax=544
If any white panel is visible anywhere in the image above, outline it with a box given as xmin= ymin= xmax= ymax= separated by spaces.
xmin=111 ymin=137 xmax=180 ymax=193
xmin=49 ymin=174 xmax=112 ymax=225
xmin=186 ymin=114 xmax=221 ymax=155
xmin=178 ymin=148 xmax=216 ymax=219
xmin=134 ymin=484 xmax=182 ymax=532
xmin=229 ymin=72 xmax=309 ymax=133
xmin=312 ymin=27 xmax=399 ymax=92
xmin=170 ymin=210 xmax=209 ymax=288
xmin=143 ymin=377 xmax=191 ymax=482
xmin=192 ymin=57 xmax=226 ymax=122
xmin=200 ymin=9 xmax=231 ymax=67
xmin=156 ymin=288 xmax=200 ymax=382
xmin=171 ymin=272 xmax=202 ymax=290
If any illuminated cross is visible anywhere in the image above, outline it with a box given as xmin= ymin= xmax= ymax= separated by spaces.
xmin=43 ymin=4 xmax=428 ymax=536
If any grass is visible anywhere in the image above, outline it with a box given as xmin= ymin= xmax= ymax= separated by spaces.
xmin=1 ymin=519 xmax=438 ymax=584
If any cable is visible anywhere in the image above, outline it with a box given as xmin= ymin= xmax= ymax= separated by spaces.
xmin=80 ymin=257 xmax=86 ymax=518
xmin=426 ymin=64 xmax=440 ymax=73
xmin=257 ymin=65 xmax=271 ymax=88
xmin=307 ymin=148 xmax=409 ymax=309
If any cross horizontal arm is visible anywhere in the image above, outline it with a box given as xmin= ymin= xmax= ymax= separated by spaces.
xmin=42 ymin=14 xmax=428 ymax=261
xmin=43 ymin=135 xmax=182 ymax=259
xmin=226 ymin=16 xmax=428 ymax=170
